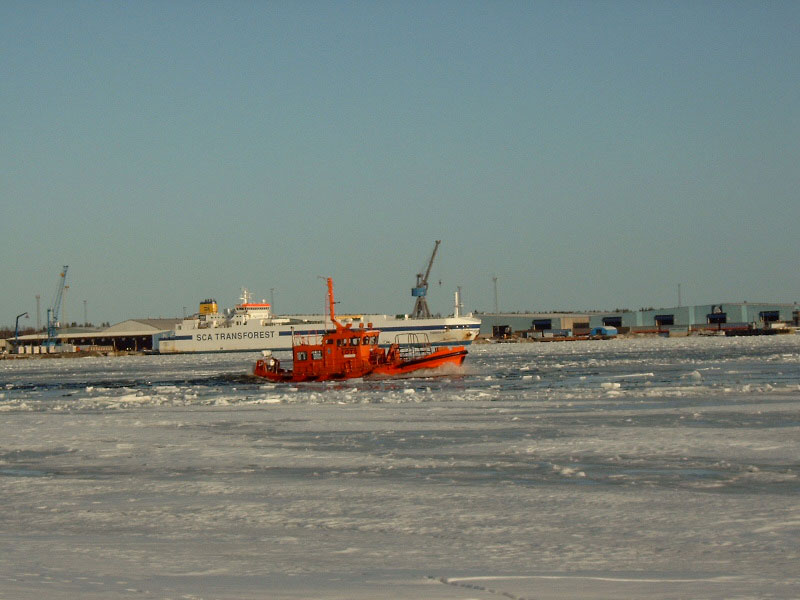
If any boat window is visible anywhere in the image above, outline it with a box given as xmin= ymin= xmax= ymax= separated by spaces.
xmin=311 ymin=350 xmax=322 ymax=360
xmin=296 ymin=351 xmax=307 ymax=361
xmin=326 ymin=339 xmax=333 ymax=344
xmin=350 ymin=338 xmax=360 ymax=346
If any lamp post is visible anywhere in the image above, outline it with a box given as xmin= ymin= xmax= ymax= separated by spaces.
xmin=15 ymin=312 xmax=29 ymax=347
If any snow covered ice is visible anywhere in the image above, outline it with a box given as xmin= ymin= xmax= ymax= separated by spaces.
xmin=1 ymin=335 xmax=799 ymax=599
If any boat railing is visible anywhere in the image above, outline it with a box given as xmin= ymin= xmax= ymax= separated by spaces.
xmin=290 ymin=327 xmax=328 ymax=347
xmin=393 ymin=333 xmax=433 ymax=361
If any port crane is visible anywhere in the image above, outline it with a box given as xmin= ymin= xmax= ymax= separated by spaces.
xmin=44 ymin=265 xmax=69 ymax=347
xmin=411 ymin=240 xmax=440 ymax=319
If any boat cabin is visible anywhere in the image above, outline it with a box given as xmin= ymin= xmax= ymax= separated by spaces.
xmin=287 ymin=325 xmax=385 ymax=380
xmin=256 ymin=278 xmax=389 ymax=381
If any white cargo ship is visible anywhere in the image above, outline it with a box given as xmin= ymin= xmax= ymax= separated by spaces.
xmin=157 ymin=289 xmax=480 ymax=354
xmin=158 ymin=243 xmax=480 ymax=354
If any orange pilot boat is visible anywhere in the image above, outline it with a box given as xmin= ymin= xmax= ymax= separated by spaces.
xmin=253 ymin=278 xmax=467 ymax=383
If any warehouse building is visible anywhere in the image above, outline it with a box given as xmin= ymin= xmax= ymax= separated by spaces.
xmin=589 ymin=303 xmax=799 ymax=333
xmin=10 ymin=319 xmax=181 ymax=353
xmin=476 ymin=312 xmax=594 ymax=339
xmin=476 ymin=302 xmax=798 ymax=339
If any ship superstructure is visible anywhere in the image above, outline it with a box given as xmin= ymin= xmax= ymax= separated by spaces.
xmin=158 ymin=243 xmax=480 ymax=354
xmin=158 ymin=287 xmax=480 ymax=354
xmin=158 ymin=288 xmax=315 ymax=354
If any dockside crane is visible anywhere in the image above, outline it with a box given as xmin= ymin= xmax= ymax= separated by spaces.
xmin=411 ymin=240 xmax=440 ymax=319
xmin=44 ymin=265 xmax=69 ymax=347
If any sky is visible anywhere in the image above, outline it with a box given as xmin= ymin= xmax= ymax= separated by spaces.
xmin=2 ymin=1 xmax=799 ymax=327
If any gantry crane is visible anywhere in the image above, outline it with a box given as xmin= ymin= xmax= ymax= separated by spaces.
xmin=44 ymin=265 xmax=69 ymax=347
xmin=411 ymin=240 xmax=440 ymax=319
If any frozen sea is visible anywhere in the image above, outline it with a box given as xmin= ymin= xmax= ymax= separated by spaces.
xmin=1 ymin=335 xmax=799 ymax=600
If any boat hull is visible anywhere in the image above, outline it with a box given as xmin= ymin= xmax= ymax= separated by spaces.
xmin=371 ymin=347 xmax=467 ymax=376
xmin=253 ymin=345 xmax=467 ymax=383
xmin=253 ymin=359 xmax=376 ymax=382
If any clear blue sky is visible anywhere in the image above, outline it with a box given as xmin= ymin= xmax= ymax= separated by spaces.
xmin=2 ymin=1 xmax=799 ymax=326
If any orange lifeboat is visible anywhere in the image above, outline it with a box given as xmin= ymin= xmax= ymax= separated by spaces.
xmin=253 ymin=278 xmax=466 ymax=383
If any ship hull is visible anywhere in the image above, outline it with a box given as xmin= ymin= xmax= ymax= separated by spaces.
xmin=157 ymin=315 xmax=480 ymax=354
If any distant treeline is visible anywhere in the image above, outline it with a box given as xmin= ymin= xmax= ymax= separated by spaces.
xmin=1 ymin=326 xmax=37 ymax=338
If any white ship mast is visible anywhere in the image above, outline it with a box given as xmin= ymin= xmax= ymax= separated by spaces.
xmin=454 ymin=287 xmax=463 ymax=318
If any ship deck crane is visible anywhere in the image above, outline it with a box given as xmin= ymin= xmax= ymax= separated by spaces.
xmin=44 ymin=265 xmax=68 ymax=347
xmin=411 ymin=240 xmax=440 ymax=319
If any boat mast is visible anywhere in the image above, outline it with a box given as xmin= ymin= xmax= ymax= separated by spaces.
xmin=411 ymin=240 xmax=440 ymax=319
xmin=327 ymin=277 xmax=342 ymax=330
